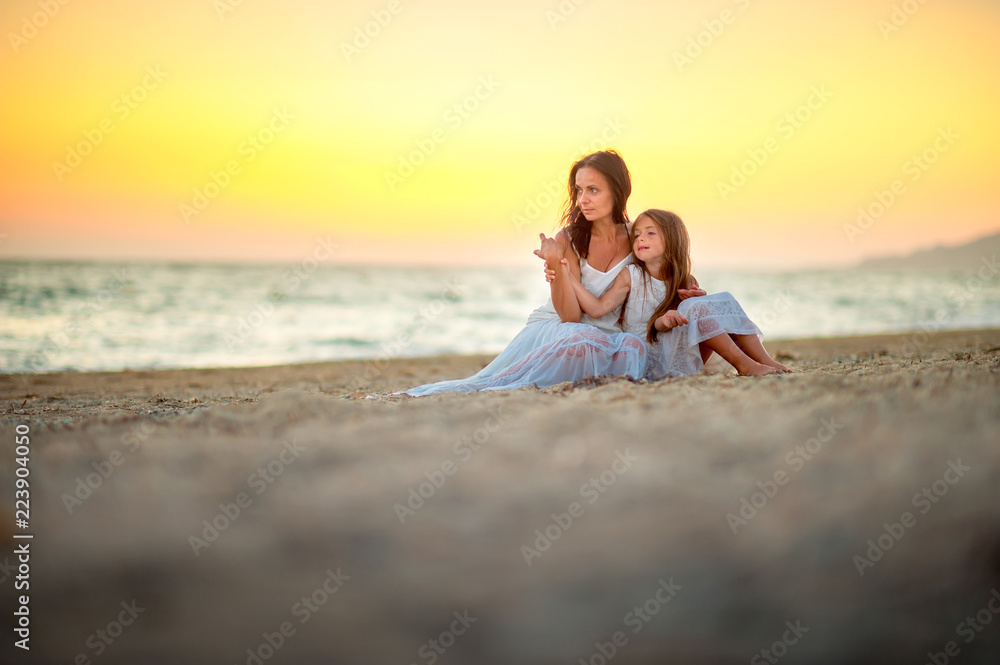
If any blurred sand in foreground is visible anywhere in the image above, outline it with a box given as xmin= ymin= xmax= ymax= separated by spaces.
xmin=2 ymin=328 xmax=1000 ymax=664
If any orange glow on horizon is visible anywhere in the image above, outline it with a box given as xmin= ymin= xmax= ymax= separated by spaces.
xmin=1 ymin=0 xmax=998 ymax=269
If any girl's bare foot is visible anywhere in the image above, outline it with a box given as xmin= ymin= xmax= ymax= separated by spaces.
xmin=729 ymin=334 xmax=794 ymax=373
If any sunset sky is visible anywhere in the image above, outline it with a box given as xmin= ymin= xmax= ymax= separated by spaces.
xmin=1 ymin=0 xmax=998 ymax=268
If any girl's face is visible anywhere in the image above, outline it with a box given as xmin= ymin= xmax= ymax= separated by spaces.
xmin=574 ymin=167 xmax=615 ymax=222
xmin=632 ymin=214 xmax=665 ymax=262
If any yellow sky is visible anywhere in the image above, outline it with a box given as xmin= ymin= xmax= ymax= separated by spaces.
xmin=1 ymin=0 xmax=998 ymax=268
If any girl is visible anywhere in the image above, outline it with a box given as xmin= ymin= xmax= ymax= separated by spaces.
xmin=401 ymin=151 xmax=681 ymax=395
xmin=554 ymin=209 xmax=791 ymax=378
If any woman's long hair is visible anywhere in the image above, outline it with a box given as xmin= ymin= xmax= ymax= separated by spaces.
xmin=559 ymin=150 xmax=632 ymax=258
xmin=626 ymin=209 xmax=694 ymax=343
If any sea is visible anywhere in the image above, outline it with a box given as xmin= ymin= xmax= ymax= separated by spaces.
xmin=2 ymin=259 xmax=998 ymax=373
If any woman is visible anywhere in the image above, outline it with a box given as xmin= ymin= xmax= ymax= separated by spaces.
xmin=401 ymin=150 xmax=704 ymax=396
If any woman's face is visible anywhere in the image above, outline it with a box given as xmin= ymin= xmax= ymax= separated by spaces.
xmin=575 ymin=166 xmax=615 ymax=223
xmin=632 ymin=215 xmax=665 ymax=262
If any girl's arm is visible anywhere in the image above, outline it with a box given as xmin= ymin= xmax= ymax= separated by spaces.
xmin=653 ymin=274 xmax=697 ymax=331
xmin=560 ymin=260 xmax=631 ymax=318
xmin=653 ymin=310 xmax=688 ymax=332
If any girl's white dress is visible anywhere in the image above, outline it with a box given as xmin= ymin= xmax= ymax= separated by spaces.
xmin=402 ymin=255 xmax=647 ymax=395
xmin=621 ymin=264 xmax=762 ymax=379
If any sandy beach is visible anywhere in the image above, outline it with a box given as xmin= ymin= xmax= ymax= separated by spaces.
xmin=3 ymin=327 xmax=1000 ymax=664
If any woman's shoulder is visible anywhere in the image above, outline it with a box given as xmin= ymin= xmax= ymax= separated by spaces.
xmin=554 ymin=229 xmax=580 ymax=258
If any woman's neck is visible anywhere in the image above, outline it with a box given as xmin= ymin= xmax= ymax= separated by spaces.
xmin=590 ymin=215 xmax=620 ymax=241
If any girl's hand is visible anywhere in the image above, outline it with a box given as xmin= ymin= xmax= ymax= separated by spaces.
xmin=677 ymin=288 xmax=707 ymax=300
xmin=659 ymin=310 xmax=689 ymax=330
xmin=533 ymin=233 xmax=563 ymax=265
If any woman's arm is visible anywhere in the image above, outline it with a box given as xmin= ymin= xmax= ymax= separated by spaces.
xmin=563 ymin=262 xmax=631 ymax=318
xmin=536 ymin=231 xmax=583 ymax=322
xmin=677 ymin=275 xmax=706 ymax=300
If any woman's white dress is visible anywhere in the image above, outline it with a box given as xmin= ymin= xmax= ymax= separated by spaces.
xmin=621 ymin=265 xmax=762 ymax=379
xmin=402 ymin=255 xmax=647 ymax=395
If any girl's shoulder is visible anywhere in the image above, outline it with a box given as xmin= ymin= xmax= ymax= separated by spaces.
xmin=615 ymin=264 xmax=634 ymax=283
xmin=627 ymin=265 xmax=666 ymax=296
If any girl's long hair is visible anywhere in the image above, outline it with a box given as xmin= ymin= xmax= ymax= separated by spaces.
xmin=559 ymin=150 xmax=632 ymax=258
xmin=623 ymin=209 xmax=694 ymax=343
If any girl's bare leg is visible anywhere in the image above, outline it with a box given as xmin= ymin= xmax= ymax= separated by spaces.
xmin=730 ymin=334 xmax=792 ymax=373
xmin=699 ymin=333 xmax=780 ymax=377
xmin=699 ymin=345 xmax=714 ymax=365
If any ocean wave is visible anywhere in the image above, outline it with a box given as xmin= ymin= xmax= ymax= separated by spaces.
xmin=2 ymin=260 xmax=998 ymax=372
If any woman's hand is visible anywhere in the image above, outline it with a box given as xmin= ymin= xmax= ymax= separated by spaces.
xmin=533 ymin=233 xmax=563 ymax=265
xmin=658 ymin=310 xmax=689 ymax=330
xmin=677 ymin=287 xmax=707 ymax=300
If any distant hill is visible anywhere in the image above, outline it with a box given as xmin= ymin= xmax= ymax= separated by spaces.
xmin=858 ymin=230 xmax=1000 ymax=271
